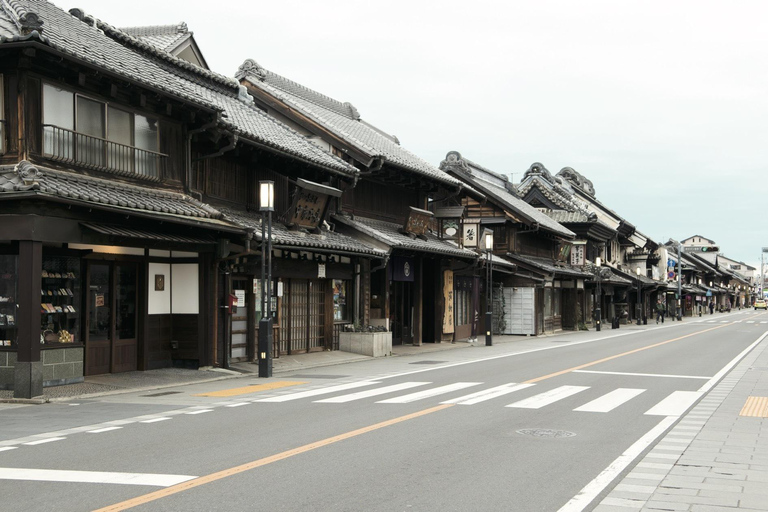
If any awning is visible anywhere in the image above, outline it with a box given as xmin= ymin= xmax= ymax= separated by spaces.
xmin=82 ymin=223 xmax=215 ymax=244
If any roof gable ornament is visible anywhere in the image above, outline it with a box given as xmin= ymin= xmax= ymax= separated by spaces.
xmin=438 ymin=151 xmax=471 ymax=174
xmin=236 ymin=58 xmax=267 ymax=81
xmin=2 ymin=0 xmax=45 ymax=36
xmin=522 ymin=162 xmax=553 ymax=182
xmin=15 ymin=160 xmax=43 ymax=186
xmin=557 ymin=167 xmax=595 ymax=197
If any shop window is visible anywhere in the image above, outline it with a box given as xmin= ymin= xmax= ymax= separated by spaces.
xmin=0 ymin=255 xmax=18 ymax=347
xmin=544 ymin=288 xmax=553 ymax=317
xmin=42 ymin=83 xmax=164 ymax=178
xmin=333 ymin=279 xmax=349 ymax=321
xmin=41 ymin=256 xmax=81 ymax=345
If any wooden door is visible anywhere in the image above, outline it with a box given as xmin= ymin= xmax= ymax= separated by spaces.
xmin=112 ymin=263 xmax=137 ymax=373
xmin=391 ymin=281 xmax=413 ymax=345
xmin=85 ymin=263 xmax=111 ymax=376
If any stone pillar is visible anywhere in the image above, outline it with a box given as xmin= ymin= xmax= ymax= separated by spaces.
xmin=14 ymin=240 xmax=43 ymax=398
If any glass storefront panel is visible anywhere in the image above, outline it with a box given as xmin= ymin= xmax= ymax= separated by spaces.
xmin=0 ymin=255 xmax=18 ymax=347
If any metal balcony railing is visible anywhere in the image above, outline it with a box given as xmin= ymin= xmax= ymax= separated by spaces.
xmin=43 ymin=124 xmax=167 ymax=179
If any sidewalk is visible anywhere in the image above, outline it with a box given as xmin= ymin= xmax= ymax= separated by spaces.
xmin=593 ymin=333 xmax=768 ymax=511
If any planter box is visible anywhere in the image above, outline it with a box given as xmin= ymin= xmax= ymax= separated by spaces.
xmin=339 ymin=331 xmax=392 ymax=357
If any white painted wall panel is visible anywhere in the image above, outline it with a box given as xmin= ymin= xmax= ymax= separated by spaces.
xmin=148 ymin=263 xmax=171 ymax=315
xmin=171 ymin=264 xmax=199 ymax=314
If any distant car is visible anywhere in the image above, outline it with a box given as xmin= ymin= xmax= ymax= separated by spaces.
xmin=755 ymin=299 xmax=767 ymax=310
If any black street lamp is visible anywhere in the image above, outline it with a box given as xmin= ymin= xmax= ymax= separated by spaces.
xmin=484 ymin=229 xmax=494 ymax=346
xmin=636 ymin=266 xmax=642 ymax=326
xmin=595 ymin=257 xmax=602 ymax=332
xmin=258 ymin=180 xmax=274 ymax=378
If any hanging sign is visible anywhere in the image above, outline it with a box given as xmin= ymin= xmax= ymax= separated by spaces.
xmin=392 ymin=256 xmax=415 ymax=282
xmin=318 ymin=263 xmax=326 ymax=279
xmin=402 ymin=206 xmax=433 ymax=237
xmin=571 ymin=244 xmax=585 ymax=266
xmin=443 ymin=270 xmax=454 ymax=334
xmin=285 ymin=179 xmax=342 ymax=230
xmin=462 ymin=223 xmax=479 ymax=247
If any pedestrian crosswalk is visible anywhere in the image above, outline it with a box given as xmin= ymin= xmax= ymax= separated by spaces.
xmin=254 ymin=380 xmax=700 ymax=416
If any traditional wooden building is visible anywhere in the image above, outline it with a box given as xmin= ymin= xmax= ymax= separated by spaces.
xmin=237 ymin=60 xmax=483 ymax=345
xmin=438 ymin=152 xmax=588 ymax=335
xmin=0 ymin=1 xmax=380 ymax=397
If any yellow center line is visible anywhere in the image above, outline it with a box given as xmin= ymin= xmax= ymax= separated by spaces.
xmin=524 ymin=322 xmax=731 ymax=384
xmin=193 ymin=381 xmax=307 ymax=397
xmin=93 ymin=404 xmax=454 ymax=512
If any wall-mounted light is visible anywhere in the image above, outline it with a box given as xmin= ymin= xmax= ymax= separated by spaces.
xmin=595 ymin=257 xmax=602 ymax=267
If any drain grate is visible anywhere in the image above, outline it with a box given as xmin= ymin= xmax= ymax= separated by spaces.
xmin=141 ymin=391 xmax=182 ymax=397
xmin=409 ymin=361 xmax=447 ymax=365
xmin=516 ymin=428 xmax=576 ymax=438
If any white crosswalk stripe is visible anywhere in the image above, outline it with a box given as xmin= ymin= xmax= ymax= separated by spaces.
xmin=506 ymin=385 xmax=589 ymax=409
xmin=441 ymin=383 xmax=535 ymax=405
xmin=645 ymin=390 xmax=703 ymax=416
xmin=254 ymin=380 xmax=381 ymax=402
xmin=377 ymin=382 xmax=481 ymax=404
xmin=573 ymin=388 xmax=646 ymax=413
xmin=315 ymin=382 xmax=430 ymax=403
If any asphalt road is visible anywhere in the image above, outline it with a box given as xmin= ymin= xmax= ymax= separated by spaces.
xmin=1 ymin=309 xmax=766 ymax=511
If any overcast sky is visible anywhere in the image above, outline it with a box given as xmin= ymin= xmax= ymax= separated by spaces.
xmin=68 ymin=0 xmax=768 ymax=269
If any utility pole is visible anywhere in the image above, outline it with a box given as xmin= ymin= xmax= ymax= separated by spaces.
xmin=677 ymin=242 xmax=682 ymax=320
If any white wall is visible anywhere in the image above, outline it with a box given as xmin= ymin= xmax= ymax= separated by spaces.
xmin=148 ymin=262 xmax=171 ymax=314
xmin=171 ymin=264 xmax=199 ymax=314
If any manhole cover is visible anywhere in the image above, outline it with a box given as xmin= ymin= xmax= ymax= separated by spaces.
xmin=409 ymin=361 xmax=447 ymax=365
xmin=141 ymin=391 xmax=182 ymax=397
xmin=516 ymin=428 xmax=576 ymax=438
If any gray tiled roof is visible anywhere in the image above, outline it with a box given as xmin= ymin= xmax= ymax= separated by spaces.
xmin=0 ymin=1 xmax=357 ymax=178
xmin=438 ymin=152 xmax=574 ymax=239
xmin=332 ymin=214 xmax=478 ymax=259
xmin=543 ymin=209 xmax=593 ymax=224
xmin=237 ymin=60 xmax=462 ymax=190
xmin=120 ymin=22 xmax=189 ymax=52
xmin=505 ymin=253 xmax=592 ymax=278
xmin=0 ymin=162 xmax=229 ymax=222
xmin=221 ymin=208 xmax=386 ymax=257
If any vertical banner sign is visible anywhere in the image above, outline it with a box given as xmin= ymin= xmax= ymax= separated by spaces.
xmin=443 ymin=270 xmax=455 ymax=334
xmin=463 ymin=223 xmax=479 ymax=247
xmin=571 ymin=244 xmax=585 ymax=266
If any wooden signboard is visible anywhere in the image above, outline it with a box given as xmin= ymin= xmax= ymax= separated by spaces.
xmin=403 ymin=207 xmax=433 ymax=237
xmin=286 ymin=179 xmax=342 ymax=230
xmin=443 ymin=270 xmax=454 ymax=334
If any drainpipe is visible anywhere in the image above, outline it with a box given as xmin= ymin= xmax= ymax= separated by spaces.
xmin=186 ymin=113 xmax=220 ymax=196
xmin=193 ymin=133 xmax=239 ymax=163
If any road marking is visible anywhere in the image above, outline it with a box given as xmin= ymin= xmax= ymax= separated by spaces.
xmin=314 ymin=382 xmax=430 ymax=403
xmin=645 ymin=391 xmax=703 ymax=416
xmin=140 ymin=418 xmax=170 ymax=424
xmin=0 ymin=467 xmax=196 ymax=487
xmin=87 ymin=427 xmax=123 ymax=434
xmin=377 ymin=382 xmax=481 ymax=404
xmin=739 ymin=396 xmax=768 ymax=417
xmin=94 ymin=404 xmax=454 ymax=511
xmin=507 ymin=385 xmax=589 ymax=409
xmin=557 ymin=416 xmax=677 ymax=512
xmin=442 ymin=383 xmax=535 ymax=405
xmin=524 ymin=323 xmax=731 ymax=384
xmin=747 ymin=321 xmax=755 ymax=323
xmin=193 ymin=381 xmax=307 ymax=397
xmin=224 ymin=402 xmax=249 ymax=408
xmin=23 ymin=437 xmax=65 ymax=446
xmin=184 ymin=409 xmax=213 ymax=415
xmin=573 ymin=370 xmax=710 ymax=380
xmin=254 ymin=381 xmax=381 ymax=402
xmin=0 ymin=447 xmax=17 ymax=452
xmin=574 ymin=388 xmax=646 ymax=413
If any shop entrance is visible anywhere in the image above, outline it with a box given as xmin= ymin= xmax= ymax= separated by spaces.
xmin=85 ymin=262 xmax=138 ymax=375
xmin=391 ymin=280 xmax=413 ymax=345
xmin=280 ymin=279 xmax=326 ymax=354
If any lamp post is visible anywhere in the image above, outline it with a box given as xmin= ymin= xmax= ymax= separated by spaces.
xmin=595 ymin=257 xmax=602 ymax=332
xmin=484 ymin=229 xmax=494 ymax=346
xmin=258 ymin=180 xmax=274 ymax=378
xmin=636 ymin=266 xmax=642 ymax=325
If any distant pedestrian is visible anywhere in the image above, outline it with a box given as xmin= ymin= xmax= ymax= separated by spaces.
xmin=655 ymin=299 xmax=665 ymax=324
xmin=709 ymin=301 xmax=715 ymax=315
